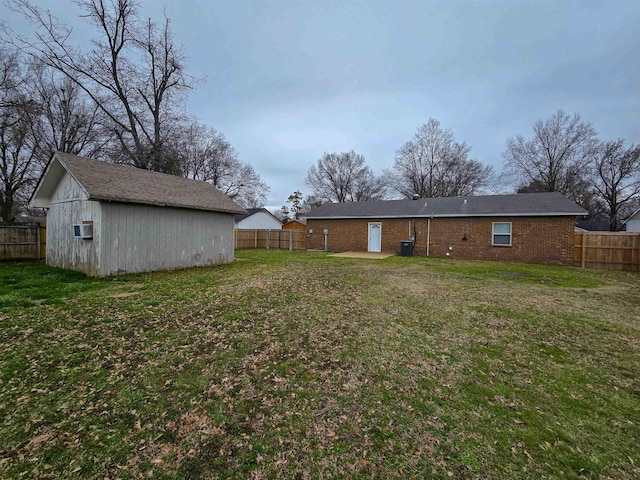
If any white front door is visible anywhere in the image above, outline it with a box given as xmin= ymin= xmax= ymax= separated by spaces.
xmin=368 ymin=222 xmax=382 ymax=252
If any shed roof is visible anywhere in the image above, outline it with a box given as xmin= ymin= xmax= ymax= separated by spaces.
xmin=31 ymin=152 xmax=247 ymax=214
xmin=283 ymin=218 xmax=307 ymax=226
xmin=303 ymin=192 xmax=587 ymax=219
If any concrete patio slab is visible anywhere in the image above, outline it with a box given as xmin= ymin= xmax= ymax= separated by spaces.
xmin=329 ymin=251 xmax=395 ymax=259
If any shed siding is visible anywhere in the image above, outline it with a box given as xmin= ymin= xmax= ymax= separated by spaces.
xmin=46 ymin=172 xmax=101 ymax=275
xmin=50 ymin=169 xmax=87 ymax=202
xmin=307 ymin=216 xmax=575 ymax=265
xmin=282 ymin=221 xmax=307 ymax=231
xmin=100 ymin=203 xmax=235 ymax=276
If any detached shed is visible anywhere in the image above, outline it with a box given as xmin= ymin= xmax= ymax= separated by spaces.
xmin=30 ymin=152 xmax=246 ymax=276
xmin=282 ymin=219 xmax=307 ymax=231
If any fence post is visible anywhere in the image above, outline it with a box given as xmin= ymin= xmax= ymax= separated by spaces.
xmin=581 ymin=232 xmax=587 ymax=269
xmin=289 ymin=230 xmax=293 ymax=251
xmin=267 ymin=230 xmax=270 ymax=249
xmin=39 ymin=224 xmax=45 ymax=259
xmin=36 ymin=224 xmax=41 ymax=260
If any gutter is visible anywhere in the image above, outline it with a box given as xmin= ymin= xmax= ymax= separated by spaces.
xmin=305 ymin=212 xmax=586 ymax=220
xmin=88 ymin=196 xmax=247 ymax=215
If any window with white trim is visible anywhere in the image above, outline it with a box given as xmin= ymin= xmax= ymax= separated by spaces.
xmin=492 ymin=222 xmax=512 ymax=246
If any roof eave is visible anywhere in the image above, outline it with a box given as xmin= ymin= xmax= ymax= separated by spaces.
xmin=239 ymin=208 xmax=282 ymax=223
xmin=30 ymin=152 xmax=92 ymax=208
xmin=305 ymin=212 xmax=586 ymax=220
xmin=623 ymin=207 xmax=640 ymax=224
xmin=91 ymin=195 xmax=247 ymax=215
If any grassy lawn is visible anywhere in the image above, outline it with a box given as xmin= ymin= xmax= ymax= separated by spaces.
xmin=1 ymin=251 xmax=639 ymax=479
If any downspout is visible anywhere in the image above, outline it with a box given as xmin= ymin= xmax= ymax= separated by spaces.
xmin=426 ymin=218 xmax=431 ymax=257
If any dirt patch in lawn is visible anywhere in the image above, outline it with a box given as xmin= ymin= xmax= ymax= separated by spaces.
xmin=108 ymin=291 xmax=141 ymax=298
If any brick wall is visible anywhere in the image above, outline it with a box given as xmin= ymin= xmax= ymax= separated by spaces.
xmin=306 ymin=216 xmax=576 ymax=264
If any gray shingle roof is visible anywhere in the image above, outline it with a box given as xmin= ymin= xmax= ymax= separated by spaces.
xmin=303 ymin=192 xmax=587 ymax=219
xmin=234 ymin=207 xmax=276 ymax=223
xmin=51 ymin=152 xmax=246 ymax=214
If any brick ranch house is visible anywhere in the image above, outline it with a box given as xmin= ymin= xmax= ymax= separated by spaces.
xmin=303 ymin=192 xmax=587 ymax=265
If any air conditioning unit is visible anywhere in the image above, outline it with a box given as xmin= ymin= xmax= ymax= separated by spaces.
xmin=73 ymin=223 xmax=93 ymax=239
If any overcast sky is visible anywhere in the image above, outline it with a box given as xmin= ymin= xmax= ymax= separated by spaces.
xmin=4 ymin=0 xmax=639 ymax=209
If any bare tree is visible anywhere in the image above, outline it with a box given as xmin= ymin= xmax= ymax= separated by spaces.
xmin=5 ymin=0 xmax=192 ymax=172
xmin=441 ymin=155 xmax=494 ymax=196
xmin=388 ymin=118 xmax=493 ymax=198
xmin=352 ymin=167 xmax=388 ymax=201
xmin=592 ymin=139 xmax=640 ymax=231
xmin=502 ymin=110 xmax=598 ymax=203
xmin=28 ymin=63 xmax=112 ymax=160
xmin=516 ymin=179 xmax=549 ymax=193
xmin=0 ymin=48 xmax=40 ymax=222
xmin=299 ymin=194 xmax=324 ymax=214
xmin=241 ymin=187 xmax=269 ymax=210
xmin=306 ymin=151 xmax=385 ymax=203
xmin=515 ymin=176 xmax=601 ymax=215
xmin=175 ymin=121 xmax=269 ymax=208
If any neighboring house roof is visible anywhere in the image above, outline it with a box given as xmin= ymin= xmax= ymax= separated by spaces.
xmin=14 ymin=215 xmax=47 ymax=224
xmin=303 ymin=192 xmax=587 ymax=219
xmin=283 ymin=219 xmax=307 ymax=226
xmin=575 ymin=218 xmax=612 ymax=231
xmin=30 ymin=152 xmax=246 ymax=214
xmin=234 ymin=208 xmax=281 ymax=224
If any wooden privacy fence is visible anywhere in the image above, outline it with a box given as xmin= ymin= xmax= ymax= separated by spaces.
xmin=0 ymin=224 xmax=46 ymax=261
xmin=235 ymin=229 xmax=307 ymax=251
xmin=574 ymin=232 xmax=640 ymax=270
